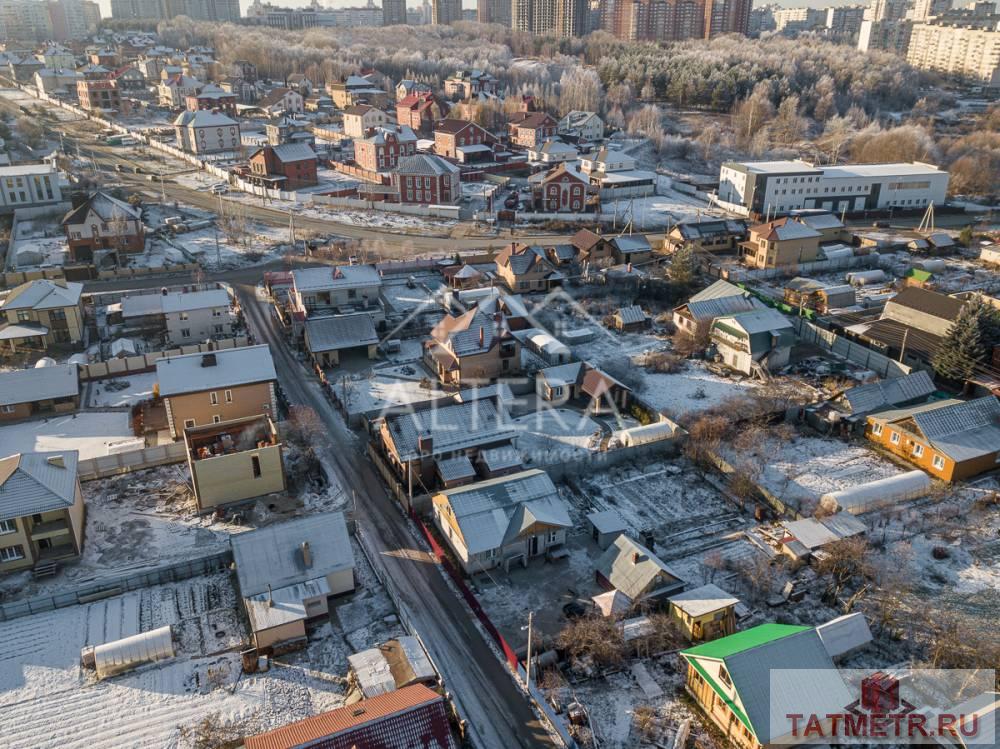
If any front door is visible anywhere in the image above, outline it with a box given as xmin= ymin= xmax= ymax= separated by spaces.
xmin=529 ymin=535 xmax=539 ymax=556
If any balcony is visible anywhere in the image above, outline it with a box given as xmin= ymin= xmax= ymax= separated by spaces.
xmin=29 ymin=518 xmax=71 ymax=541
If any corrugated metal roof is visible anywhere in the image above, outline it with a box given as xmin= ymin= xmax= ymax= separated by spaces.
xmin=816 ymin=613 xmax=872 ymax=659
xmin=912 ymin=396 xmax=1000 ymax=463
xmin=0 ymin=363 xmax=78 ymax=406
xmin=783 ymin=518 xmax=840 ymax=549
xmin=292 ymin=265 xmax=382 ymax=293
xmin=1 ymin=280 xmax=82 ymax=311
xmin=245 ymin=577 xmax=329 ymax=632
xmin=685 ymin=294 xmax=762 ymax=322
xmin=478 ymin=446 xmax=522 ymax=473
xmin=436 ymin=454 xmax=476 ymax=482
xmin=715 ymin=308 xmax=793 ymax=336
xmin=596 ymin=535 xmax=684 ymax=601
xmin=305 ymin=313 xmax=378 ymax=353
xmin=587 ymin=509 xmax=628 ymax=535
xmin=616 ymin=305 xmax=646 ymax=325
xmin=156 ymin=344 xmax=277 ymax=397
xmin=843 ymin=371 xmax=935 ymax=415
xmin=818 ymin=511 xmax=867 ymax=539
xmin=0 ymin=451 xmax=79 ymax=522
xmin=230 ymin=512 xmax=353 ymax=598
xmin=668 ymin=583 xmax=738 ymax=618
xmin=385 ymin=399 xmax=515 ymax=462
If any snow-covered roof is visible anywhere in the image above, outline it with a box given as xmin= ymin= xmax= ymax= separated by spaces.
xmin=715 ymin=308 xmax=793 ymax=336
xmin=0 ymin=363 xmax=78 ymax=407
xmin=1 ymin=279 xmax=82 ymax=311
xmin=396 ymin=154 xmax=460 ymax=176
xmin=586 ymin=508 xmax=628 ymax=536
xmin=62 ymin=191 xmax=141 ymax=225
xmin=160 ymin=289 xmax=230 ymax=315
xmin=231 ymin=511 xmax=353 ymax=598
xmin=292 ymin=265 xmax=382 ymax=293
xmin=668 ymin=583 xmax=739 ymax=618
xmin=174 ymin=109 xmax=237 ymax=128
xmin=816 ymin=613 xmax=872 ymax=659
xmin=305 ymin=313 xmax=379 ymax=353
xmin=384 ymin=399 xmax=514 ymax=462
xmin=245 ymin=576 xmax=331 ymax=632
xmin=436 ymin=454 xmax=476 ymax=483
xmin=156 ymin=344 xmax=277 ymax=397
xmin=0 ymin=451 xmax=79 ymax=522
xmin=270 ymin=143 xmax=317 ymax=163
xmin=783 ymin=518 xmax=840 ymax=550
xmin=478 ymin=445 xmax=522 ymax=474
xmin=616 ymin=305 xmax=646 ymax=325
xmin=841 ymin=370 xmax=935 ymax=415
xmin=596 ymin=535 xmax=684 ymax=601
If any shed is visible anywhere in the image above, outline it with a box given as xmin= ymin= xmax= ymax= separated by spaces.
xmin=84 ymin=625 xmax=175 ymax=680
xmin=816 ymin=612 xmax=872 ymax=660
xmin=612 ymin=305 xmax=648 ymax=332
xmin=819 ymin=470 xmax=931 ymax=514
xmin=586 ymin=509 xmax=628 ymax=549
xmin=436 ymin=454 xmax=477 ymax=488
xmin=592 ymin=588 xmax=632 ymax=617
xmin=348 ymin=636 xmax=437 ymax=698
xmin=668 ymin=583 xmax=739 ymax=642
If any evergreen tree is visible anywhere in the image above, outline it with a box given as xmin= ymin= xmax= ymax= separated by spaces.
xmin=670 ymin=244 xmax=697 ymax=287
xmin=932 ymin=300 xmax=990 ymax=381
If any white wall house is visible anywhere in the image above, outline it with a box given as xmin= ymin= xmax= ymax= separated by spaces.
xmin=0 ymin=163 xmax=63 ymax=213
xmin=162 ymin=289 xmax=238 ymax=345
xmin=174 ymin=110 xmax=241 ymax=155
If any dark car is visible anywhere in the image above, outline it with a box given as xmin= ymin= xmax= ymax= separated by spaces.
xmin=562 ymin=601 xmax=590 ymax=619
xmin=504 ymin=196 xmax=518 ymax=209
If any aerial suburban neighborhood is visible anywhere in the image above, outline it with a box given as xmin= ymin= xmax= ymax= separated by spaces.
xmin=0 ymin=1 xmax=997 ymax=749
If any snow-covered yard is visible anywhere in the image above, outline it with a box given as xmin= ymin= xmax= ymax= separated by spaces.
xmin=86 ymin=372 xmax=158 ymax=408
xmin=636 ymin=362 xmax=761 ymax=421
xmin=0 ymin=412 xmax=137 ymax=460
xmin=513 ymin=408 xmax=602 ymax=466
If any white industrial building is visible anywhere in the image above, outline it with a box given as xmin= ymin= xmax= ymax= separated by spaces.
xmin=715 ymin=160 xmax=949 ymax=217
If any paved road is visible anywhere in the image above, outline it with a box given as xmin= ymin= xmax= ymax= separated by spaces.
xmin=237 ymin=284 xmax=556 ymax=749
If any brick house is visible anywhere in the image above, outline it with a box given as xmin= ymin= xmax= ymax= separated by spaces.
xmin=258 ymin=86 xmax=304 ymax=116
xmin=76 ymin=79 xmax=121 ymax=113
xmin=157 ymin=73 xmax=202 ymax=108
xmin=185 ymin=83 xmax=237 ymax=116
xmin=61 ymin=191 xmax=145 ymax=263
xmin=249 ymin=144 xmax=318 ymax=189
xmin=354 ymin=125 xmax=417 ymax=173
xmin=342 ymin=104 xmax=390 ymax=139
xmin=423 ymin=308 xmax=522 ymax=386
xmin=507 ymin=111 xmax=558 ymax=148
xmin=533 ymin=163 xmax=591 ymax=213
xmin=109 ymin=65 xmax=146 ymax=93
xmin=433 ymin=118 xmax=494 ymax=162
xmin=443 ymin=69 xmax=498 ymax=99
xmin=396 ymin=92 xmax=445 ymax=134
xmin=393 ymin=154 xmax=461 ymax=205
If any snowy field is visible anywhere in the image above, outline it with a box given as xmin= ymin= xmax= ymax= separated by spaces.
xmin=86 ymin=372 xmax=158 ymax=407
xmin=166 ymin=223 xmax=289 ymax=270
xmin=636 ymin=362 xmax=761 ymax=421
xmin=0 ymin=412 xmax=137 ymax=460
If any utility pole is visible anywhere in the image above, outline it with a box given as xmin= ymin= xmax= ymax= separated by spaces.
xmin=288 ymin=209 xmax=295 ymax=247
xmin=898 ymin=327 xmax=909 ymax=364
xmin=524 ymin=610 xmax=534 ymax=689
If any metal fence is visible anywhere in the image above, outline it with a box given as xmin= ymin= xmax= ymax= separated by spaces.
xmin=791 ymin=316 xmax=913 ymax=378
xmin=0 ymin=550 xmax=232 ymax=623
xmin=77 ymin=442 xmax=188 ymax=481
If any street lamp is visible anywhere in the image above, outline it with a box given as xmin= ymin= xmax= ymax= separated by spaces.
xmin=521 ymin=610 xmax=534 ymax=690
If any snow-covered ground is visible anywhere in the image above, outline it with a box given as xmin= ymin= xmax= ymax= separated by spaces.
xmin=86 ymin=372 xmax=158 ymax=407
xmin=0 ymin=412 xmax=137 ymax=460
xmin=9 ymin=217 xmax=69 ymax=270
xmin=637 ymin=362 xmax=762 ymax=422
xmin=165 ymin=223 xmax=289 ymax=270
xmin=513 ymin=408 xmax=603 ymax=466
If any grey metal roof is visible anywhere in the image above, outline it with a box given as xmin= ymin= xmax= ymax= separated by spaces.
xmin=818 ymin=511 xmax=867 ymax=539
xmin=397 ymin=154 xmax=460 ymax=177
xmin=686 ymin=294 xmax=763 ymax=322
xmin=616 ymin=306 xmax=646 ymax=325
xmin=668 ymin=583 xmax=738 ymax=618
xmin=689 ymin=279 xmax=749 ymax=303
xmin=245 ymin=576 xmax=330 ymax=632
xmin=0 ymin=363 xmax=78 ymax=406
xmin=231 ymin=512 xmax=353 ymax=598
xmin=715 ymin=308 xmax=793 ymax=336
xmin=478 ymin=446 xmax=522 ymax=473
xmin=156 ymin=344 xmax=277 ymax=397
xmin=611 ymin=235 xmax=651 ymax=253
xmin=438 ymin=469 xmax=571 ymax=555
xmin=436 ymin=454 xmax=476 ymax=482
xmin=815 ymin=613 xmax=872 ymax=659
xmin=596 ymin=535 xmax=684 ymax=601
xmin=159 ymin=289 xmax=231 ymax=315
xmin=305 ymin=313 xmax=378 ymax=353
xmin=0 ymin=451 xmax=79 ymax=522
xmin=270 ymin=143 xmax=317 ymax=163
xmin=292 ymin=265 xmax=382 ymax=293
xmin=586 ymin=509 xmax=628 ymax=536
xmin=783 ymin=518 xmax=840 ymax=550
xmin=911 ymin=396 xmax=1000 ymax=463
xmin=384 ymin=399 xmax=515 ymax=462
xmin=793 ymin=212 xmax=844 ymax=231
xmin=842 ymin=370 xmax=935 ymax=415
xmin=1 ymin=280 xmax=83 ymax=311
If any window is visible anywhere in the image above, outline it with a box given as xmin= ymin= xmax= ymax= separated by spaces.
xmin=890 ymin=431 xmax=900 ymax=445
xmin=180 ymin=328 xmax=191 ymax=338
xmin=0 ymin=519 xmax=16 ymax=535
xmin=872 ymin=423 xmax=883 ymax=436
xmin=932 ymin=455 xmax=945 ymax=471
xmin=212 ymin=415 xmax=221 ymax=424
xmin=718 ymin=666 xmax=732 ymax=687
xmin=251 ymin=455 xmax=261 ymax=478
xmin=0 ymin=545 xmax=25 ymax=562
xmin=184 ymin=418 xmax=196 ymax=428
xmin=1 ymin=405 xmax=15 ymax=414
xmin=210 ymin=392 xmax=218 ymax=405
xmin=913 ymin=444 xmax=924 ymax=458
xmin=224 ymin=390 xmax=232 ymax=403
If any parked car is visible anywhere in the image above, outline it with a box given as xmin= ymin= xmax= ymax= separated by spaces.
xmin=210 ymin=184 xmax=228 ymax=194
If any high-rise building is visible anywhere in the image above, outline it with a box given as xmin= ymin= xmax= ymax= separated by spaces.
xmin=0 ymin=0 xmax=55 ymax=40
xmin=702 ymin=0 xmax=751 ymax=37
xmin=906 ymin=15 xmax=1000 ymax=85
xmin=82 ymin=0 xmax=101 ymax=30
xmin=748 ymin=4 xmax=776 ymax=35
xmin=857 ymin=17 xmax=912 ymax=51
xmin=610 ymin=0 xmax=748 ymax=41
xmin=825 ymin=5 xmax=866 ymax=39
xmin=383 ymin=0 xmax=406 ymax=25
xmin=432 ymin=0 xmax=461 ymax=23
xmin=47 ymin=0 xmax=91 ymax=39
xmin=865 ymin=0 xmax=908 ymax=22
xmin=110 ymin=0 xmax=237 ymax=21
xmin=555 ymin=0 xmax=589 ymax=35
xmin=477 ymin=0 xmax=511 ymax=25
xmin=911 ymin=0 xmax=951 ymax=21
xmin=773 ymin=6 xmax=825 ymax=33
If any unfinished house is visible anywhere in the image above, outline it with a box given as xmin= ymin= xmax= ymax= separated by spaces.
xmin=710 ymin=308 xmax=795 ymax=378
xmin=231 ymin=512 xmax=355 ymax=650
xmin=662 ymin=218 xmax=748 ymax=254
xmin=432 ymin=469 xmax=572 ymax=574
xmin=0 ymin=279 xmax=85 ymax=351
xmin=865 ymin=396 xmax=1000 ymax=482
xmin=156 ymin=345 xmax=278 ymax=439
xmin=535 ymin=361 xmax=632 ymax=413
xmin=184 ymin=415 xmax=285 ymax=511
xmin=304 ymin=313 xmax=379 ymax=367
xmin=0 ymin=451 xmax=85 ymax=575
xmin=595 ymin=535 xmax=685 ymax=608
xmin=423 ymin=308 xmax=521 ymax=387
xmin=378 ymin=398 xmax=516 ymax=496
xmin=668 ymin=583 xmax=739 ymax=642
xmin=0 ymin=364 xmax=79 ymax=422
xmin=673 ymin=280 xmax=764 ymax=341
xmin=494 ymin=244 xmax=562 ymax=293
xmin=783 ymin=278 xmax=856 ymax=313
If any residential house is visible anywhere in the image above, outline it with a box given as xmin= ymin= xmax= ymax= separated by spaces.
xmin=157 ymin=73 xmax=201 ymax=108
xmin=433 ymin=118 xmax=494 ymax=162
xmin=570 ymin=228 xmax=615 ymax=267
xmin=432 ymin=470 xmax=571 ymax=573
xmin=342 ymin=104 xmax=390 ymax=139
xmin=348 ymin=636 xmax=436 ymax=698
xmin=184 ymin=83 xmax=237 ymax=116
xmin=0 ymin=279 xmax=84 ymax=348
xmin=304 ymin=313 xmax=379 ymax=367
xmin=248 ymin=143 xmax=318 ymax=190
xmin=88 ymin=48 xmax=117 ymax=67
xmin=395 ymin=78 xmax=432 ymax=99
xmin=535 ymin=361 xmax=632 ymax=414
xmin=558 ymin=110 xmax=603 ymax=142
xmin=61 ymin=191 xmax=145 ymax=263
xmin=532 ymin=163 xmax=591 ymax=213
xmin=354 ymin=125 xmax=417 ymax=173
xmin=423 ymin=307 xmax=521 ymax=386
xmin=33 ymin=68 xmax=81 ymax=94
xmin=808 ymin=369 xmax=936 ymax=434
xmin=231 ymin=512 xmax=354 ymax=649
xmin=612 ymin=305 xmax=649 ymax=333
xmin=579 ymin=147 xmax=656 ymax=199
xmin=258 ymin=86 xmax=304 ymax=117
xmin=595 ymin=534 xmax=685 ymax=607
xmin=285 ymin=72 xmax=313 ymax=96
xmin=185 ymin=415 xmax=284 ymax=511
xmin=528 ymin=140 xmax=578 ymax=164
xmin=120 ymin=287 xmax=237 ymax=345
xmin=783 ymin=278 xmax=856 ymax=313
xmin=396 ymin=92 xmax=445 ymax=134
xmin=680 ymin=624 xmax=852 ymax=749
xmin=668 ymin=583 xmax=739 ymax=642
xmin=244 ymin=685 xmax=457 ymax=749
xmin=739 ymin=217 xmax=822 ymax=269
xmin=6 ymin=55 xmax=43 ymax=83
xmin=264 ymin=117 xmax=315 ymax=148
xmin=109 ymin=65 xmax=146 ymax=93
xmin=865 ymin=396 xmax=1000 ymax=482
xmin=39 ymin=45 xmax=75 ymax=69
xmin=443 ymin=69 xmax=498 ymax=99
xmin=0 ymin=163 xmax=63 ymax=213
xmin=672 ymin=280 xmax=764 ymax=341
xmin=327 ymin=74 xmax=388 ymax=109
xmin=0 ymin=364 xmax=79 ymax=421
xmin=290 ymin=265 xmax=383 ymax=317
xmin=507 ymin=111 xmax=558 ymax=149
xmin=76 ymin=78 xmax=121 ymax=113
xmin=789 ymin=210 xmax=849 ymax=242
xmin=662 ymin=218 xmax=749 ymax=254
xmin=851 ymin=287 xmax=964 ymax=367
xmin=494 ymin=243 xmax=561 ymax=292
xmin=174 ymin=110 xmax=241 ymax=155
xmin=393 ymin=154 xmax=461 ymax=205
xmin=155 ymin=344 xmax=278 ymax=439
xmin=710 ymin=308 xmax=795 ymax=378
xmin=610 ymin=234 xmax=653 ymax=265
xmin=0 ymin=451 xmax=85 ymax=575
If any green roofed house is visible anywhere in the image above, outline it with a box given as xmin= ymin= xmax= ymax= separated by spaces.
xmin=680 ymin=623 xmax=852 ymax=749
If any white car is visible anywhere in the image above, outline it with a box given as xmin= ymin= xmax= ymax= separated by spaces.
xmin=209 ymin=184 xmax=228 ymax=195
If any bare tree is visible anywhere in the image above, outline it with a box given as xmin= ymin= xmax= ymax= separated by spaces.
xmin=557 ymin=615 xmax=626 ymax=669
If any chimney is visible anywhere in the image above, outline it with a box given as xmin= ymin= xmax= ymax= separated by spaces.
xmin=301 ymin=540 xmax=312 ymax=568
xmin=201 ymin=353 xmax=217 ymax=367
xmin=632 ymin=552 xmax=642 ymax=565
xmin=479 ymin=326 xmax=485 ymax=347
xmin=267 ymin=584 xmax=273 ymax=607
xmin=417 ymin=431 xmax=433 ymax=454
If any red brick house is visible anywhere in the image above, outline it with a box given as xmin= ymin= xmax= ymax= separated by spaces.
xmin=508 ymin=111 xmax=558 ymax=148
xmin=433 ymin=118 xmax=494 ymax=162
xmin=76 ymin=79 xmax=121 ymax=113
xmin=249 ymin=143 xmax=318 ymax=189
xmin=396 ymin=92 xmax=445 ymax=134
xmin=393 ymin=154 xmax=461 ymax=205
xmin=533 ymin=163 xmax=592 ymax=213
xmin=184 ymin=83 xmax=237 ymax=117
xmin=354 ymin=125 xmax=418 ymax=173
xmin=61 ymin=192 xmax=145 ymax=263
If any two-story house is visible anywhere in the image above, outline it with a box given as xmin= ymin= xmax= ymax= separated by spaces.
xmin=76 ymin=78 xmax=121 ymax=113
xmin=61 ymin=191 xmax=145 ymax=263
xmin=710 ymin=308 xmax=795 ymax=378
xmin=185 ymin=83 xmax=237 ymax=116
xmin=494 ymin=243 xmax=561 ymax=292
xmin=532 ymin=163 xmax=591 ymax=213
xmin=0 ymin=163 xmax=62 ymax=213
xmin=395 ymin=92 xmax=445 ymax=135
xmin=571 ymin=228 xmax=616 ymax=267
xmin=248 ymin=143 xmax=318 ymax=190
xmin=423 ymin=307 xmax=521 ymax=387
xmin=156 ymin=345 xmax=278 ymax=439
xmin=557 ymin=111 xmax=604 ymax=142
xmin=290 ymin=265 xmax=383 ymax=317
xmin=739 ymin=218 xmax=822 ymax=269
xmin=258 ymin=86 xmax=304 ymax=117
xmin=507 ymin=111 xmax=558 ymax=149
xmin=0 ymin=279 xmax=84 ymax=348
xmin=0 ymin=451 xmax=85 ymax=575
xmin=158 ymin=73 xmax=202 ymax=108
xmin=353 ymin=126 xmax=417 ymax=173
xmin=327 ymin=75 xmax=388 ymax=109
xmin=443 ymin=69 xmax=498 ymax=100
xmin=433 ymin=118 xmax=494 ymax=162
xmin=342 ymin=104 xmax=390 ymax=139
xmin=174 ymin=110 xmax=241 ymax=155
xmin=393 ymin=154 xmax=461 ymax=205
xmin=121 ymin=287 xmax=238 ymax=345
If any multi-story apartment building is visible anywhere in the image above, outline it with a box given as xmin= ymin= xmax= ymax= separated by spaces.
xmin=825 ymin=5 xmax=866 ymax=39
xmin=612 ymin=0 xmax=736 ymax=41
xmin=110 ymin=0 xmax=238 ymax=21
xmin=174 ymin=110 xmax=241 ymax=155
xmin=0 ymin=279 xmax=85 ymax=345
xmin=703 ymin=0 xmax=752 ymax=36
xmin=773 ymin=6 xmax=826 ymax=33
xmin=354 ymin=126 xmax=418 ymax=173
xmin=432 ymin=0 xmax=461 ymax=24
xmin=906 ymin=17 xmax=1000 ymax=86
xmin=478 ymin=0 xmax=511 ymax=24
xmin=46 ymin=0 xmax=94 ymax=40
xmin=717 ymin=160 xmax=950 ymax=216
xmin=393 ymin=154 xmax=461 ymax=205
xmin=382 ymin=0 xmax=406 ymax=24
xmin=0 ymin=0 xmax=54 ymax=41
xmin=0 ymin=163 xmax=63 ymax=213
